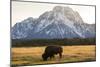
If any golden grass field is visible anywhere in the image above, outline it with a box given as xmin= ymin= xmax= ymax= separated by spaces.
xmin=11 ymin=45 xmax=96 ymax=66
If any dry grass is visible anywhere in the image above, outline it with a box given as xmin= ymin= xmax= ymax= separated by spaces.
xmin=11 ymin=45 xmax=96 ymax=66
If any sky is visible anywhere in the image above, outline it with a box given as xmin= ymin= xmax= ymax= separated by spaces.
xmin=12 ymin=1 xmax=95 ymax=26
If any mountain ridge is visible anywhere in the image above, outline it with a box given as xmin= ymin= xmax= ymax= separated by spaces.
xmin=11 ymin=6 xmax=95 ymax=39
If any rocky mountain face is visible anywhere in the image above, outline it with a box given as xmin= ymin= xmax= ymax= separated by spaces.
xmin=11 ymin=6 xmax=95 ymax=39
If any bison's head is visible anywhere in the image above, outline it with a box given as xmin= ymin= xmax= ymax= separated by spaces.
xmin=42 ymin=53 xmax=48 ymax=61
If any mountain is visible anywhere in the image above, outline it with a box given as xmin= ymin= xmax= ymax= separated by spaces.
xmin=11 ymin=6 xmax=95 ymax=39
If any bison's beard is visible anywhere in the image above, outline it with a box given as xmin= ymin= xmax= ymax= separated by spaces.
xmin=42 ymin=53 xmax=48 ymax=61
xmin=42 ymin=53 xmax=55 ymax=61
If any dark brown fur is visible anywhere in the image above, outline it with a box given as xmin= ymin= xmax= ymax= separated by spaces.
xmin=42 ymin=46 xmax=63 ymax=61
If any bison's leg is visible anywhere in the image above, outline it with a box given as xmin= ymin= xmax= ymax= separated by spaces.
xmin=51 ymin=55 xmax=55 ymax=58
xmin=50 ymin=54 xmax=55 ymax=60
xmin=59 ymin=53 xmax=62 ymax=59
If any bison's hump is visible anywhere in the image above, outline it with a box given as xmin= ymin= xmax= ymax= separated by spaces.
xmin=44 ymin=46 xmax=63 ymax=53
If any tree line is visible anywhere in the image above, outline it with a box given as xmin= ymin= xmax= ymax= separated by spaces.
xmin=12 ymin=38 xmax=96 ymax=47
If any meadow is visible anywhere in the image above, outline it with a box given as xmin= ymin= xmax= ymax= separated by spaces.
xmin=11 ymin=45 xmax=96 ymax=66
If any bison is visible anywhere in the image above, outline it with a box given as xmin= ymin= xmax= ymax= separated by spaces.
xmin=42 ymin=46 xmax=63 ymax=61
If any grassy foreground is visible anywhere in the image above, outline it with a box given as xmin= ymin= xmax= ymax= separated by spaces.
xmin=11 ymin=45 xmax=96 ymax=66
